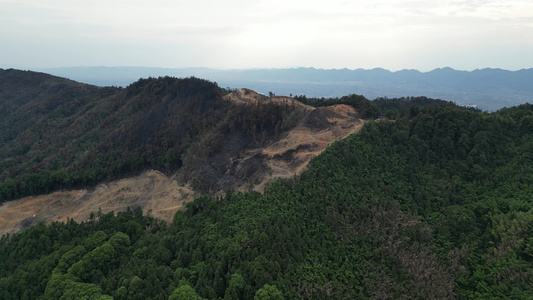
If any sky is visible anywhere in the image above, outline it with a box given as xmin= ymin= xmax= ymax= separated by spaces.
xmin=1 ymin=0 xmax=533 ymax=71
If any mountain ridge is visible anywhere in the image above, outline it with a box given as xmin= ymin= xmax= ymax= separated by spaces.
xmin=34 ymin=66 xmax=533 ymax=111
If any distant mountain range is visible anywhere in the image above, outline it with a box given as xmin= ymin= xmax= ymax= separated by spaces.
xmin=36 ymin=66 xmax=533 ymax=111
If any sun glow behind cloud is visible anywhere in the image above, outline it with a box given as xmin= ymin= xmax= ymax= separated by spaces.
xmin=1 ymin=0 xmax=532 ymax=70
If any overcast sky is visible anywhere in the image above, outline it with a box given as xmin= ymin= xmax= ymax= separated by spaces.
xmin=1 ymin=0 xmax=532 ymax=71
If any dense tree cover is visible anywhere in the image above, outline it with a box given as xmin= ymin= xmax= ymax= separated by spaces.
xmin=2 ymin=100 xmax=532 ymax=299
xmin=0 ymin=69 xmax=118 ymax=199
xmin=372 ymin=96 xmax=456 ymax=119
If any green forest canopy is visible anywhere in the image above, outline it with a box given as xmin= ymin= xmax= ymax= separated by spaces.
xmin=1 ymin=98 xmax=532 ymax=299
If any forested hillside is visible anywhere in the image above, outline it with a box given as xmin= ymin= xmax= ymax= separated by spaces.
xmin=0 ymin=69 xmax=375 ymax=236
xmin=1 ymin=90 xmax=532 ymax=298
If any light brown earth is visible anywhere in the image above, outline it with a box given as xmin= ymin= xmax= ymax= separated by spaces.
xmin=0 ymin=170 xmax=197 ymax=237
xmin=224 ymin=88 xmax=313 ymax=112
xmin=253 ymin=110 xmax=364 ymax=191
xmin=0 ymin=89 xmax=365 ymax=237
xmin=225 ymin=89 xmax=365 ymax=191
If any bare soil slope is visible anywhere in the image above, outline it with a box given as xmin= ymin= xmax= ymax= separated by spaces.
xmin=254 ymin=106 xmax=364 ymax=190
xmin=224 ymin=89 xmax=365 ymax=191
xmin=0 ymin=171 xmax=196 ymax=237
xmin=1 ymin=90 xmax=365 ymax=236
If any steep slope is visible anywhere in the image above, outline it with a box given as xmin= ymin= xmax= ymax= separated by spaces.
xmin=0 ymin=69 xmax=118 ymax=176
xmin=0 ymin=72 xmax=368 ymax=235
xmin=222 ymin=89 xmax=365 ymax=191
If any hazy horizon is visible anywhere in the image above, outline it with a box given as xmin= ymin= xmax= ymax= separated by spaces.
xmin=2 ymin=1 xmax=532 ymax=72
xmin=32 ymin=65 xmax=532 ymax=72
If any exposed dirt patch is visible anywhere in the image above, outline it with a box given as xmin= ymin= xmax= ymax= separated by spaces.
xmin=254 ymin=109 xmax=365 ymax=192
xmin=224 ymin=88 xmax=314 ymax=112
xmin=0 ymin=170 xmax=197 ymax=237
xmin=327 ymin=104 xmax=357 ymax=117
xmin=223 ymin=88 xmax=267 ymax=105
xmin=225 ymin=89 xmax=365 ymax=192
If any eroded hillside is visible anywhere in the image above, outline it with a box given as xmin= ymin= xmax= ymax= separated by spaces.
xmin=223 ymin=89 xmax=365 ymax=191
xmin=0 ymin=170 xmax=196 ymax=236
xmin=0 ymin=83 xmax=366 ymax=236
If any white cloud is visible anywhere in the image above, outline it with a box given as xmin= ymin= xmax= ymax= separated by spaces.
xmin=0 ymin=0 xmax=532 ymax=70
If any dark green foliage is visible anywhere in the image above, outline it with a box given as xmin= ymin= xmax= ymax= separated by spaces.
xmin=372 ymin=96 xmax=454 ymax=119
xmin=169 ymin=284 xmax=203 ymax=300
xmin=254 ymin=284 xmax=283 ymax=300
xmin=1 ymin=72 xmax=532 ymax=298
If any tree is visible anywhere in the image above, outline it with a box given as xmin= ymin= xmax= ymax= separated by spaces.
xmin=254 ymin=284 xmax=283 ymax=300
xmin=224 ymin=273 xmax=245 ymax=300
xmin=169 ymin=284 xmax=203 ymax=300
